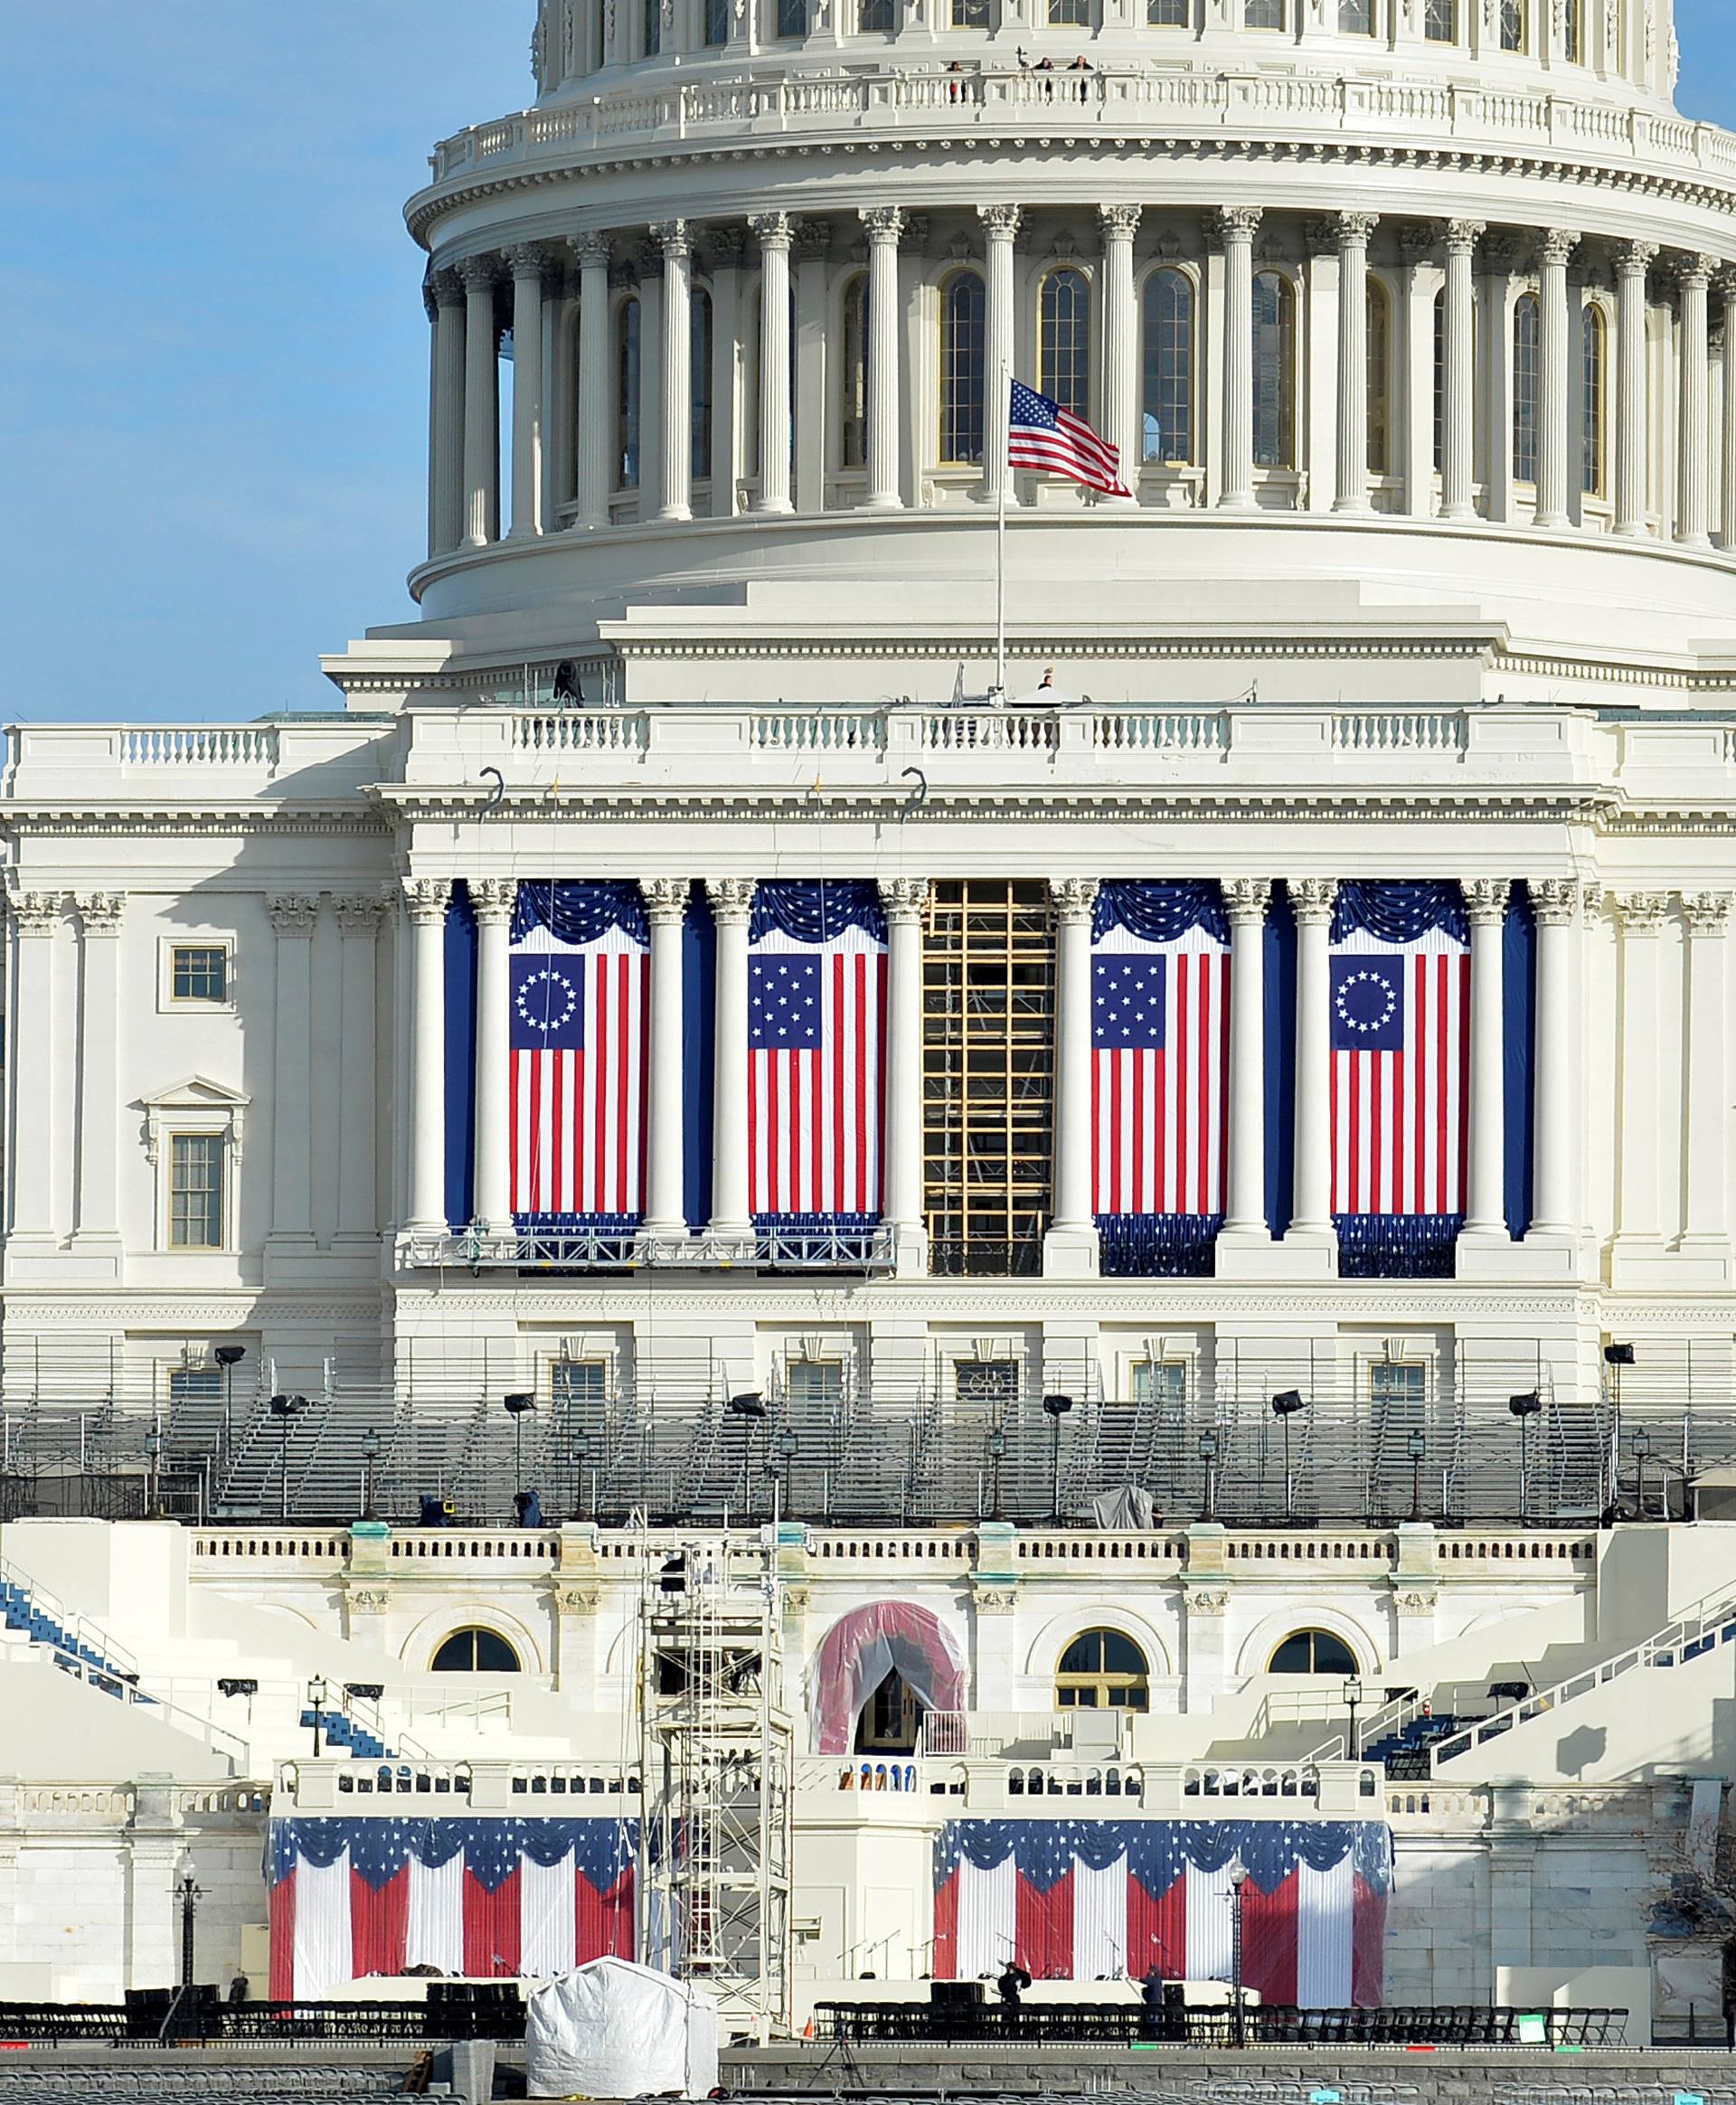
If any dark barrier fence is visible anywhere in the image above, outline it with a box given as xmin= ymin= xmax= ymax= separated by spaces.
xmin=0 ymin=1990 xmax=524 ymax=2045
xmin=812 ymin=2001 xmax=1630 ymax=2049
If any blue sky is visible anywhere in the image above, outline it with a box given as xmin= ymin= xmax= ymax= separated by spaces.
xmin=2 ymin=2 xmax=1733 ymax=724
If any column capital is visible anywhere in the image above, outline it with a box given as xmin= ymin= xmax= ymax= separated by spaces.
xmin=1333 ymin=212 xmax=1379 ymax=248
xmin=1445 ymin=218 xmax=1486 ymax=256
xmin=1463 ymin=878 xmax=1510 ymax=927
xmin=471 ymin=877 xmax=517 ymax=926
xmin=1682 ymin=890 xmax=1731 ymax=934
xmin=643 ymin=877 xmax=689 ymax=925
xmin=1290 ymin=876 xmax=1337 ymax=926
xmin=74 ymin=892 xmax=125 ymax=936
xmin=1614 ymin=888 xmax=1672 ymax=933
xmin=792 ymin=219 xmax=832 ymax=264
xmin=1210 ymin=205 xmax=1262 ymax=246
xmin=977 ymin=203 xmax=1024 ymax=241
xmin=1098 ymin=203 xmax=1142 ymax=241
xmin=267 ymin=893 xmax=319 ymax=936
xmin=9 ymin=891 xmax=61 ymax=936
xmin=1531 ymin=877 xmax=1580 ymax=927
xmin=1398 ymin=222 xmax=1439 ymax=268
xmin=505 ymin=241 xmax=553 ymax=281
xmin=1540 ymin=227 xmax=1581 ymax=269
xmin=571 ymin=231 xmax=612 ymax=269
xmin=650 ymin=218 xmax=692 ymax=260
xmin=1716 ymin=267 xmax=1736 ymax=304
xmin=1050 ymin=878 xmax=1099 ymax=924
xmin=706 ymin=876 xmax=757 ymax=924
xmin=706 ymin=225 xmax=748 ymax=270
xmin=429 ymin=267 xmax=466 ymax=307
xmin=1675 ymin=250 xmax=1718 ymax=289
xmin=334 ymin=894 xmax=388 ymax=936
xmin=749 ymin=212 xmax=792 ymax=253
xmin=859 ymin=206 xmax=906 ymax=242
xmin=1616 ymin=239 xmax=1659 ymax=278
xmin=456 ymin=253 xmax=500 ymax=295
xmin=1223 ymin=877 xmax=1272 ymax=926
xmin=401 ymin=876 xmax=450 ymax=927
xmin=879 ymin=876 xmax=930 ymax=925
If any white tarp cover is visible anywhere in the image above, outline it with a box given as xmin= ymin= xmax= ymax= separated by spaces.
xmin=525 ymin=1956 xmax=720 ymax=2100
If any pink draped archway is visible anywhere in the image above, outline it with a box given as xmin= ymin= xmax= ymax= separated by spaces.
xmin=810 ymin=1600 xmax=968 ymax=1754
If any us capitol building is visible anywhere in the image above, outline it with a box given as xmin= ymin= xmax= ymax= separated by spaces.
xmin=2 ymin=0 xmax=1736 ymax=2048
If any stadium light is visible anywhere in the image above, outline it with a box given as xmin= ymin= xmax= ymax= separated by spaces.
xmin=1271 ymin=1391 xmax=1305 ymax=1517
xmin=1043 ymin=1395 xmax=1073 ymax=1522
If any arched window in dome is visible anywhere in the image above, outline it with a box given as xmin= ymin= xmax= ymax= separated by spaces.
xmin=1431 ymin=285 xmax=1446 ymax=473
xmin=1338 ymin=0 xmax=1373 ymax=33
xmin=1148 ymin=0 xmax=1188 ymax=21
xmin=1424 ymin=0 xmax=1455 ymax=36
xmin=1512 ymin=292 xmax=1540 ymax=485
xmin=778 ymin=0 xmax=806 ymax=34
xmin=1040 ymin=269 xmax=1092 ymax=424
xmin=643 ymin=0 xmax=660 ymax=58
xmin=615 ymin=296 xmax=641 ymax=492
xmin=1366 ymin=276 xmax=1392 ymax=477
xmin=841 ymin=275 xmax=869 ymax=471
xmin=1268 ymin=1629 xmax=1357 ymax=1676
xmin=432 ymin=1628 xmax=523 ymax=1673
xmin=1141 ymin=269 xmax=1194 ymax=465
xmin=940 ymin=270 xmax=986 ymax=465
xmin=1251 ymin=270 xmax=1295 ymax=470
xmin=952 ymin=0 xmax=992 ymax=26
xmin=705 ymin=0 xmax=729 ymax=42
xmin=1055 ymin=1628 xmax=1150 ymax=1711
xmin=691 ymin=287 xmax=713 ymax=483
xmin=1244 ymin=0 xmax=1285 ymax=27
xmin=1580 ymin=303 xmax=1607 ymax=499
xmin=1498 ymin=0 xmax=1524 ymax=49
xmin=1563 ymin=0 xmax=1582 ymax=60
xmin=859 ymin=0 xmax=895 ymax=29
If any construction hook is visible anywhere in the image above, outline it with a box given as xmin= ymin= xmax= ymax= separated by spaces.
xmin=899 ymin=766 xmax=928 ymax=821
xmin=478 ymin=766 xmax=505 ymax=817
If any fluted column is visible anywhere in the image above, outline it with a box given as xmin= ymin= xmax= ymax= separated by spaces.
xmin=1440 ymin=222 xmax=1484 ymax=521
xmin=641 ymin=879 xmax=688 ymax=1239
xmin=1045 ymin=879 xmax=1100 ymax=1277
xmin=653 ymin=221 xmax=693 ymax=523
xmin=751 ymin=213 xmax=794 ymax=515
xmin=458 ymin=255 xmax=502 ymax=547
xmin=72 ymin=892 xmax=124 ymax=1254
xmin=1221 ymin=879 xmax=1270 ymax=1237
xmin=6 ymin=893 xmax=59 ymax=1244
xmin=1529 ymin=879 xmax=1580 ymax=1236
xmin=403 ymin=881 xmax=450 ymax=1236
xmin=573 ymin=233 xmax=612 ymax=532
xmin=506 ymin=245 xmax=549 ymax=538
xmin=1289 ymin=878 xmax=1337 ymax=1241
xmin=1333 ymin=213 xmax=1378 ymax=514
xmin=1615 ymin=241 xmax=1657 ymax=536
xmin=333 ymin=896 xmax=384 ymax=1246
xmin=707 ymin=877 xmax=754 ymax=1243
xmin=979 ymin=205 xmax=1022 ymax=507
xmin=1722 ymin=274 xmax=1736 ymax=552
xmin=859 ymin=207 xmax=905 ymax=512
xmin=1610 ymin=890 xmax=1669 ymax=1255
xmin=429 ymin=269 xmax=467 ymax=557
xmin=1216 ymin=207 xmax=1261 ymax=512
xmin=1681 ymin=892 xmax=1731 ymax=1261
xmin=879 ymin=878 xmax=929 ymax=1274
xmin=470 ymin=879 xmax=516 ymax=1235
xmin=1462 ymin=879 xmax=1509 ymax=1237
xmin=1536 ymin=229 xmax=1579 ymax=530
xmin=267 ymin=895 xmax=318 ymax=1249
xmin=1676 ymin=253 xmax=1714 ymax=549
xmin=1099 ymin=204 xmax=1141 ymax=502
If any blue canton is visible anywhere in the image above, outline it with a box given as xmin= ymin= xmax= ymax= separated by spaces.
xmin=1330 ymin=956 xmax=1404 ymax=1052
xmin=1092 ymin=955 xmax=1166 ymax=1051
xmin=750 ymin=954 xmax=821 ymax=1049
xmin=512 ymin=956 xmax=585 ymax=1051
xmin=1010 ymin=379 xmax=1061 ymax=430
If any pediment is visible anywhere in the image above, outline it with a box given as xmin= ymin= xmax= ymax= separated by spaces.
xmin=138 ymin=1075 xmax=250 ymax=1114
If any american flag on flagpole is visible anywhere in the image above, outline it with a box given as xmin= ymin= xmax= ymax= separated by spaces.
xmin=1008 ymin=379 xmax=1132 ymax=497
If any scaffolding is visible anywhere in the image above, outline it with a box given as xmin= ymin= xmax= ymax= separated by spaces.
xmin=637 ymin=1531 xmax=793 ymax=2043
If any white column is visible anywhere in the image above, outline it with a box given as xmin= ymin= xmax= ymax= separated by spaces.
xmin=1536 ymin=228 xmax=1579 ymax=530
xmin=458 ymin=255 xmax=502 ymax=547
xmin=979 ymin=204 xmax=1022 ymax=507
xmin=707 ymin=877 xmax=754 ymax=1243
xmin=1099 ymin=204 xmax=1141 ymax=500
xmin=470 ymin=878 xmax=516 ymax=1236
xmin=1528 ymin=879 xmax=1580 ymax=1236
xmin=1044 ymin=879 xmax=1100 ymax=1277
xmin=1217 ymin=206 xmax=1260 ymax=512
xmin=1612 ymin=890 xmax=1668 ymax=1252
xmin=750 ymin=212 xmax=794 ymax=514
xmin=1289 ymin=877 xmax=1337 ymax=1241
xmin=709 ymin=228 xmax=743 ymax=518
xmin=1462 ymin=879 xmax=1508 ymax=1237
xmin=429 ymin=269 xmax=467 ymax=556
xmin=1440 ymin=221 xmax=1484 ymax=521
xmin=403 ymin=880 xmax=449 ymax=1237
xmin=880 ymin=878 xmax=929 ymax=1274
xmin=573 ymin=233 xmax=612 ymax=532
xmin=506 ymin=244 xmax=549 ymax=538
xmin=1333 ymin=212 xmax=1377 ymax=514
xmin=792 ymin=220 xmax=828 ymax=515
xmin=1681 ymin=892 xmax=1731 ymax=1260
xmin=71 ymin=892 xmax=124 ymax=1255
xmin=542 ymin=261 xmax=571 ymax=527
xmin=1722 ymin=275 xmax=1736 ymax=552
xmin=334 ymin=895 xmax=384 ymax=1246
xmin=1676 ymin=252 xmax=1713 ymax=549
xmin=861 ymin=207 xmax=905 ymax=512
xmin=1615 ymin=241 xmax=1657 ymax=536
xmin=641 ymin=878 xmax=688 ymax=1239
xmin=1221 ymin=878 xmax=1270 ymax=1238
xmin=654 ymin=219 xmax=693 ymax=523
xmin=267 ymin=895 xmax=318 ymax=1249
xmin=6 ymin=893 xmax=58 ymax=1243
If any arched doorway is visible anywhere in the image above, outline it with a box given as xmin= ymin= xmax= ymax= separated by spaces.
xmin=811 ymin=1600 xmax=967 ymax=1755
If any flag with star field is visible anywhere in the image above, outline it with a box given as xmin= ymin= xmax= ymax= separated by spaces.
xmin=268 ymin=1815 xmax=636 ymax=1998
xmin=748 ymin=882 xmax=886 ymax=1222
xmin=931 ymin=1817 xmax=1390 ymax=2006
xmin=1330 ymin=883 xmax=1469 ymax=1271
xmin=510 ymin=883 xmax=648 ymax=1222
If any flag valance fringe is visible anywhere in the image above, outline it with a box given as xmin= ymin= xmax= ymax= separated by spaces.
xmin=512 ymin=880 xmax=648 ymax=947
xmin=1335 ymin=1212 xmax=1462 ymax=1278
xmin=1332 ymin=881 xmax=1467 ymax=948
xmin=1097 ymin=1212 xmax=1221 ymax=1277
xmin=750 ymin=879 xmax=886 ymax=946
xmin=1094 ymin=881 xmax=1230 ymax=947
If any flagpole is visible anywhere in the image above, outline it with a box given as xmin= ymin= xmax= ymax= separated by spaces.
xmin=995 ymin=363 xmax=1009 ymax=702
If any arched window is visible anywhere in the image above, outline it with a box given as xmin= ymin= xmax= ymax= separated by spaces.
xmin=1366 ymin=276 xmax=1391 ymax=477
xmin=1141 ymin=269 xmax=1194 ymax=465
xmin=855 ymin=1668 xmax=922 ymax=1751
xmin=1056 ymin=1629 xmax=1150 ymax=1710
xmin=1424 ymin=0 xmax=1454 ymax=34
xmin=1148 ymin=0 xmax=1188 ymax=21
xmin=1431 ymin=285 xmax=1446 ymax=472
xmin=691 ymin=287 xmax=713 ymax=482
xmin=644 ymin=0 xmax=661 ymax=56
xmin=1339 ymin=0 xmax=1373 ymax=31
xmin=1580 ymin=303 xmax=1606 ymax=497
xmin=778 ymin=0 xmax=806 ymax=34
xmin=1513 ymin=291 xmax=1540 ymax=484
xmin=1268 ymin=1629 xmax=1357 ymax=1675
xmin=1563 ymin=0 xmax=1581 ymax=59
xmin=616 ymin=296 xmax=641 ymax=491
xmin=1245 ymin=0 xmax=1285 ymax=23
xmin=1050 ymin=0 xmax=1090 ymax=24
xmin=705 ymin=0 xmax=729 ymax=43
xmin=859 ymin=0 xmax=894 ymax=26
xmin=940 ymin=271 xmax=986 ymax=465
xmin=1252 ymin=270 xmax=1295 ymax=469
xmin=1499 ymin=0 xmax=1524 ymax=49
xmin=841 ymin=275 xmax=869 ymax=470
xmin=1039 ymin=268 xmax=1091 ymax=423
xmin=432 ymin=1628 xmax=523 ymax=1672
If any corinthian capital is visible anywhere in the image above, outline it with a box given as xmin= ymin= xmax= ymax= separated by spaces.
xmin=859 ymin=206 xmax=906 ymax=242
xmin=74 ymin=892 xmax=125 ymax=936
xmin=571 ymin=231 xmax=612 ymax=269
xmin=1463 ymin=877 xmax=1510 ymax=927
xmin=706 ymin=876 xmax=757 ymax=924
xmin=650 ymin=219 xmax=692 ymax=260
xmin=879 ymin=877 xmax=930 ymax=925
xmin=1445 ymin=219 xmax=1486 ymax=256
xmin=9 ymin=892 xmax=61 ymax=935
xmin=401 ymin=877 xmax=450 ymax=927
xmin=456 ymin=253 xmax=500 ymax=295
xmin=505 ymin=241 xmax=553 ymax=280
xmin=1682 ymin=890 xmax=1731 ymax=934
xmin=1615 ymin=889 xmax=1670 ymax=933
xmin=471 ymin=878 xmax=517 ymax=926
xmin=1616 ymin=240 xmax=1658 ymax=278
xmin=267 ymin=894 xmax=319 ymax=935
xmin=1098 ymin=203 xmax=1142 ymax=241
xmin=429 ymin=267 xmax=466 ymax=307
xmin=1051 ymin=878 xmax=1099 ymax=924
xmin=977 ymin=203 xmax=1024 ymax=241
xmin=1540 ymin=227 xmax=1580 ymax=269
xmin=333 ymin=894 xmax=387 ymax=936
xmin=1222 ymin=878 xmax=1272 ymax=927
xmin=642 ymin=877 xmax=689 ymax=925
xmin=1290 ymin=877 xmax=1338 ymax=926
xmin=749 ymin=212 xmax=791 ymax=254
xmin=1211 ymin=206 xmax=1262 ymax=247
xmin=1530 ymin=878 xmax=1580 ymax=927
xmin=1334 ymin=212 xmax=1379 ymax=248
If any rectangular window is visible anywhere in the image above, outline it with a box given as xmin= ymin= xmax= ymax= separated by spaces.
xmin=859 ymin=0 xmax=894 ymax=25
xmin=1371 ymin=1363 xmax=1426 ymax=1411
xmin=1048 ymin=0 xmax=1090 ymax=21
xmin=171 ymin=946 xmax=227 ymax=1004
xmin=788 ymin=1361 xmax=844 ymax=1411
xmin=1499 ymin=0 xmax=1524 ymax=49
xmin=644 ymin=0 xmax=660 ymax=55
xmin=1132 ymin=1360 xmax=1187 ymax=1411
xmin=169 ymin=1134 xmax=224 ymax=1250
xmin=1244 ymin=0 xmax=1284 ymax=25
xmin=169 ymin=1366 xmax=222 ymax=1405
xmin=1563 ymin=0 xmax=1580 ymax=59
xmin=778 ymin=0 xmax=805 ymax=32
xmin=1148 ymin=0 xmax=1188 ymax=18
xmin=955 ymin=1359 xmax=1019 ymax=1408
xmin=1424 ymin=0 xmax=1454 ymax=33
xmin=706 ymin=0 xmax=729 ymax=38
xmin=553 ymin=1360 xmax=609 ymax=1409
xmin=1339 ymin=0 xmax=1373 ymax=30
xmin=950 ymin=0 xmax=992 ymax=27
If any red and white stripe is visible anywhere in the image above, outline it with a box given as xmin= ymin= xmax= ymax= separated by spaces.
xmin=1008 ymin=405 xmax=1131 ymax=497
xmin=510 ymin=928 xmax=647 ymax=1217
xmin=1330 ymin=930 xmax=1470 ymax=1217
xmin=1091 ymin=927 xmax=1230 ymax=1218
xmin=748 ymin=930 xmax=886 ymax=1217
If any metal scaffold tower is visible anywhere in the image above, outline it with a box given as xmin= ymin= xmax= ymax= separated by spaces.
xmin=637 ymin=1531 xmax=793 ymax=2042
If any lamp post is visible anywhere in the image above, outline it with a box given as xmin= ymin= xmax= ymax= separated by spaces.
xmin=1604 ymin=1343 xmax=1635 ymax=1508
xmin=1227 ymin=1855 xmax=1248 ymax=2048
xmin=213 ymin=1343 xmax=246 ymax=1457
xmin=572 ymin=1427 xmax=590 ymax=1522
xmin=144 ymin=1429 xmax=164 ymax=1519
xmin=1344 ymin=1673 xmax=1365 ymax=1760
xmin=504 ymin=1392 xmax=536 ymax=1510
xmin=1508 ymin=1392 xmax=1541 ymax=1519
xmin=1198 ymin=1430 xmax=1219 ymax=1521
xmin=307 ymin=1674 xmax=328 ymax=1759
xmin=986 ymin=1428 xmax=1006 ymax=1523
xmin=361 ymin=1428 xmax=379 ymax=1522
xmin=775 ymin=1427 xmax=797 ymax=1521
xmin=1043 ymin=1394 xmax=1074 ymax=1522
xmin=1632 ymin=1426 xmax=1652 ymax=1519
xmin=1406 ymin=1428 xmax=1428 ymax=1521
xmin=269 ymin=1394 xmax=307 ymax=1522
xmin=1270 ymin=1390 xmax=1304 ymax=1518
xmin=727 ymin=1393 xmax=766 ymax=1520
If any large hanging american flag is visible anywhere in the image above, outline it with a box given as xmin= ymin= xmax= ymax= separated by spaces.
xmin=748 ymin=882 xmax=886 ymax=1222
xmin=510 ymin=883 xmax=648 ymax=1221
xmin=269 ymin=1816 xmax=636 ymax=1998
xmin=931 ymin=1818 xmax=1390 ymax=2006
xmin=1008 ymin=380 xmax=1132 ymax=498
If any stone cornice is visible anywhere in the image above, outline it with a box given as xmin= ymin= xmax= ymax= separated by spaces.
xmin=0 ymin=807 xmax=389 ymax=842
